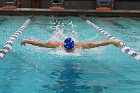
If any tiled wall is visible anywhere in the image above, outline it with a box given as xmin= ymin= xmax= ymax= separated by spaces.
xmin=114 ymin=1 xmax=140 ymax=10
xmin=64 ymin=1 xmax=96 ymax=9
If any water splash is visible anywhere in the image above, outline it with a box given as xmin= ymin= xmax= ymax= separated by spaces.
xmin=49 ymin=20 xmax=79 ymax=42
xmin=49 ymin=25 xmax=65 ymax=41
xmin=50 ymin=47 xmax=83 ymax=56
xmin=25 ymin=17 xmax=106 ymax=57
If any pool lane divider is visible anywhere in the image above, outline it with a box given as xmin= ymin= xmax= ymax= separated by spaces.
xmin=0 ymin=18 xmax=31 ymax=58
xmin=81 ymin=17 xmax=140 ymax=61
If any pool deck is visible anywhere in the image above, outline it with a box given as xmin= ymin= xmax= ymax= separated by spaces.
xmin=0 ymin=8 xmax=140 ymax=17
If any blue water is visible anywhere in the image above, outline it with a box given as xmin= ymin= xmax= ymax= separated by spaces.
xmin=0 ymin=16 xmax=140 ymax=93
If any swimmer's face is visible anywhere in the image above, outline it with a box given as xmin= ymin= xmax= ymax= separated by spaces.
xmin=65 ymin=48 xmax=74 ymax=52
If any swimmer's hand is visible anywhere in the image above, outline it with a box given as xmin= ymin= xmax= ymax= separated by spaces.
xmin=20 ymin=39 xmax=27 ymax=46
xmin=112 ymin=39 xmax=121 ymax=47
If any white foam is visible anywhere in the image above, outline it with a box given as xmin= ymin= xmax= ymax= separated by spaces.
xmin=85 ymin=47 xmax=106 ymax=55
xmin=50 ymin=47 xmax=83 ymax=56
xmin=135 ymin=55 xmax=140 ymax=61
xmin=0 ymin=53 xmax=4 ymax=58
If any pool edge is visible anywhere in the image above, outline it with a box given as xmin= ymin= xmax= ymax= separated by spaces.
xmin=0 ymin=8 xmax=140 ymax=17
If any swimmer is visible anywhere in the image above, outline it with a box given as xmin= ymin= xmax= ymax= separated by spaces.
xmin=21 ymin=37 xmax=121 ymax=52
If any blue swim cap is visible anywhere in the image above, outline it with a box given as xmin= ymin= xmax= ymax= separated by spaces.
xmin=64 ymin=37 xmax=74 ymax=49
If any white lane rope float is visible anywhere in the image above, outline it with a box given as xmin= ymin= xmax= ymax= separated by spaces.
xmin=0 ymin=18 xmax=31 ymax=58
xmin=82 ymin=18 xmax=140 ymax=61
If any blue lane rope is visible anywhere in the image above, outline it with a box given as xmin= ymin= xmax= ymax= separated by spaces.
xmin=0 ymin=18 xmax=31 ymax=58
xmin=83 ymin=19 xmax=140 ymax=61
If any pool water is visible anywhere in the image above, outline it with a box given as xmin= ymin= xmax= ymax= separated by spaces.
xmin=0 ymin=16 xmax=140 ymax=93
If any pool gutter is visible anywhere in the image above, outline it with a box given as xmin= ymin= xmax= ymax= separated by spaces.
xmin=0 ymin=8 xmax=140 ymax=17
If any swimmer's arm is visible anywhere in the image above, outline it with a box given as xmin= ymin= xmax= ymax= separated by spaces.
xmin=21 ymin=39 xmax=63 ymax=48
xmin=75 ymin=40 xmax=121 ymax=49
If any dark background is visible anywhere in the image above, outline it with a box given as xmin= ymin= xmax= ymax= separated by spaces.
xmin=0 ymin=0 xmax=140 ymax=10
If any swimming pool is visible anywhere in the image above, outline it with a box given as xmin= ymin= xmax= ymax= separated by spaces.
xmin=0 ymin=16 xmax=140 ymax=93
